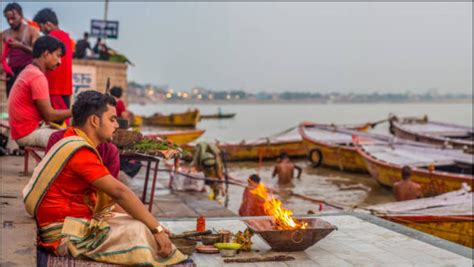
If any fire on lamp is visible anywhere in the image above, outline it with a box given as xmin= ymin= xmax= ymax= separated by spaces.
xmin=245 ymin=182 xmax=337 ymax=252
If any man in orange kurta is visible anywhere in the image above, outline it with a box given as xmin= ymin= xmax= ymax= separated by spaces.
xmin=239 ymin=174 xmax=266 ymax=216
xmin=27 ymin=91 xmax=186 ymax=265
xmin=37 ymin=127 xmax=110 ymax=252
xmin=393 ymin=166 xmax=423 ymax=201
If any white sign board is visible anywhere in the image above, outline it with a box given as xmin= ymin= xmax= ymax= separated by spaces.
xmin=72 ymin=65 xmax=96 ymax=100
xmin=90 ymin=19 xmax=119 ymax=39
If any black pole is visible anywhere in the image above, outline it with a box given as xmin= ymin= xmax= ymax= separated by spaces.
xmin=105 ymin=77 xmax=111 ymax=93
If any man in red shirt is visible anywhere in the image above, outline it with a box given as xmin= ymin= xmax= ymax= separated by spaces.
xmin=7 ymin=35 xmax=71 ymax=147
xmin=109 ymin=86 xmax=127 ymax=118
xmin=33 ymin=8 xmax=73 ymax=113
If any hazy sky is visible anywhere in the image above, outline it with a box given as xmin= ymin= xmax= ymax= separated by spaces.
xmin=3 ymin=2 xmax=472 ymax=93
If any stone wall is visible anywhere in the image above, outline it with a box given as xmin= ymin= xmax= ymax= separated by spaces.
xmin=73 ymin=59 xmax=128 ymax=104
xmin=0 ymin=60 xmax=128 ymax=115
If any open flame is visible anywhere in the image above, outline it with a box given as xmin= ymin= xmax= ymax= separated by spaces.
xmin=250 ymin=182 xmax=307 ymax=230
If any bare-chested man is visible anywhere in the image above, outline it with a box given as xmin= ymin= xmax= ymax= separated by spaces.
xmin=2 ymin=3 xmax=40 ymax=97
xmin=272 ymin=151 xmax=302 ymax=185
xmin=393 ymin=166 xmax=422 ymax=201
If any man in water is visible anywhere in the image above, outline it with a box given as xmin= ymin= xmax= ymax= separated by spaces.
xmin=272 ymin=151 xmax=302 ymax=185
xmin=393 ymin=166 xmax=422 ymax=201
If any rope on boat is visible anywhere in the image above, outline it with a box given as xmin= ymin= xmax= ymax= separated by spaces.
xmin=267 ymin=126 xmax=297 ymax=138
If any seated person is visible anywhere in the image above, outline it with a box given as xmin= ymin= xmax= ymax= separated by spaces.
xmin=393 ymin=166 xmax=422 ymax=201
xmin=109 ymin=86 xmax=129 ymax=120
xmin=22 ymin=91 xmax=186 ymax=266
xmin=239 ymin=174 xmax=266 ymax=216
xmin=46 ymin=129 xmax=120 ymax=179
xmin=8 ymin=35 xmax=71 ymax=148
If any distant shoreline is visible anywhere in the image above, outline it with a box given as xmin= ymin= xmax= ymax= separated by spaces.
xmin=128 ymin=98 xmax=473 ymax=105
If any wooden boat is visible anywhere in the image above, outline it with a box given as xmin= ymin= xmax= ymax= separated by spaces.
xmin=299 ymin=122 xmax=385 ymax=172
xmin=182 ymin=122 xmax=380 ymax=162
xmin=131 ymin=115 xmax=143 ymax=127
xmin=358 ymin=142 xmax=473 ymax=196
xmin=180 ymin=127 xmax=309 ymax=162
xmin=145 ymin=129 xmax=205 ymax=145
xmin=144 ymin=109 xmax=200 ymax=127
xmin=216 ymin=127 xmax=308 ymax=161
xmin=365 ymin=187 xmax=473 ymax=248
xmin=389 ymin=115 xmax=473 ymax=153
xmin=200 ymin=113 xmax=236 ymax=119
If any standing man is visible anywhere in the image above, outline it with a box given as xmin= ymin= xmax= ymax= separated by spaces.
xmin=74 ymin=32 xmax=91 ymax=59
xmin=191 ymin=142 xmax=226 ymax=201
xmin=272 ymin=151 xmax=302 ymax=186
xmin=2 ymin=3 xmax=40 ymax=97
xmin=33 ymin=8 xmax=73 ymax=114
xmin=7 ymin=35 xmax=71 ymax=148
xmin=393 ymin=166 xmax=423 ymax=201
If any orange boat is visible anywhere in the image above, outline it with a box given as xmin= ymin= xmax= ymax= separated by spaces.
xmin=183 ymin=122 xmax=378 ymax=162
xmin=358 ymin=142 xmax=473 ymax=196
xmin=298 ymin=122 xmax=383 ymax=172
xmin=145 ymin=129 xmax=205 ymax=145
xmin=218 ymin=127 xmax=309 ymax=161
xmin=144 ymin=109 xmax=200 ymax=127
xmin=182 ymin=127 xmax=309 ymax=162
xmin=366 ymin=188 xmax=473 ymax=248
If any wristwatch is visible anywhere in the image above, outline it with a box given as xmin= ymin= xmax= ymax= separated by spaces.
xmin=150 ymin=225 xmax=164 ymax=234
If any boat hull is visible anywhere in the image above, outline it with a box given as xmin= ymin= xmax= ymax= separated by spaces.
xmin=301 ymin=139 xmax=367 ymax=172
xmin=389 ymin=117 xmax=473 ymax=153
xmin=220 ymin=141 xmax=309 ymax=162
xmin=359 ymin=147 xmax=474 ymax=196
xmin=299 ymin=122 xmax=368 ymax=172
xmin=381 ymin=215 xmax=473 ymax=248
xmin=144 ymin=110 xmax=200 ymax=127
xmin=201 ymin=113 xmax=236 ymax=119
xmin=183 ymin=141 xmax=309 ymax=162
xmin=146 ymin=129 xmax=205 ymax=145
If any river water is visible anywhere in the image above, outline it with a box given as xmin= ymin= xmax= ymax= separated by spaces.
xmin=129 ymin=102 xmax=472 ymax=214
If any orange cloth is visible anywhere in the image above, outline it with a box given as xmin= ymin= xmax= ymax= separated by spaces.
xmin=393 ymin=180 xmax=422 ymax=201
xmin=46 ymin=29 xmax=73 ymax=96
xmin=36 ymin=128 xmax=110 ymax=252
xmin=238 ymin=187 xmax=266 ymax=216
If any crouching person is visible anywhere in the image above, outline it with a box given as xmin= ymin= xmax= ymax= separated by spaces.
xmin=22 ymin=91 xmax=187 ymax=266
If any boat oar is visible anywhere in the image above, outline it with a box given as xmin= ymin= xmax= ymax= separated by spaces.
xmin=157 ymin=168 xmax=345 ymax=210
xmin=368 ymin=118 xmax=389 ymax=128
xmin=225 ymin=174 xmax=345 ymax=210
